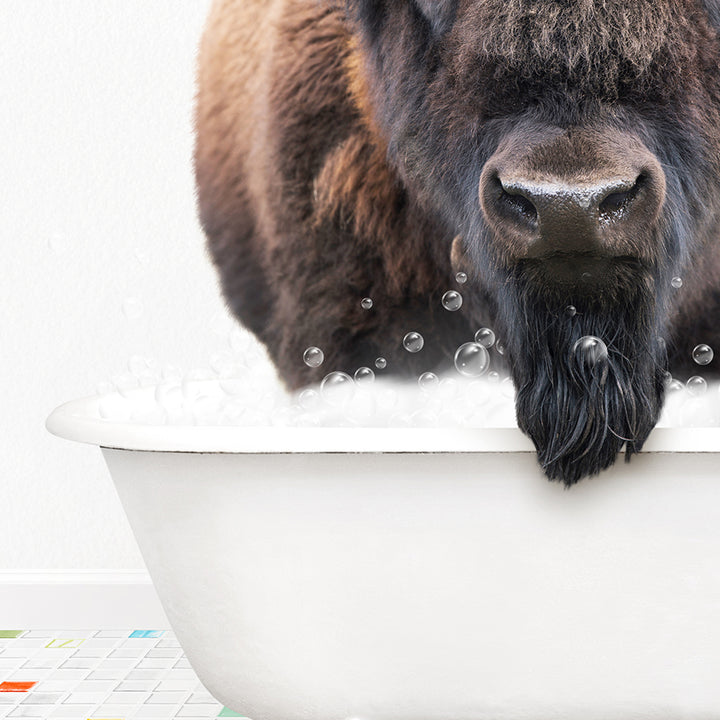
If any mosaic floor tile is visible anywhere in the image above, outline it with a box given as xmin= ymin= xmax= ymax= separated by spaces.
xmin=0 ymin=631 xmax=247 ymax=719
xmin=0 ymin=683 xmax=36 ymax=693
xmin=129 ymin=632 xmax=164 ymax=639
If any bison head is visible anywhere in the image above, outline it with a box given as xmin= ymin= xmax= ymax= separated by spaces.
xmin=345 ymin=0 xmax=720 ymax=483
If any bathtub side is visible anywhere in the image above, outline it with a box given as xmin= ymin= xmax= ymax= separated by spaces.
xmin=103 ymin=447 xmax=720 ymax=720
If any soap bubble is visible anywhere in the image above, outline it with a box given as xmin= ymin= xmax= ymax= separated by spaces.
xmin=474 ymin=328 xmax=496 ymax=348
xmin=565 ymin=305 xmax=577 ymax=317
xmin=692 ymin=344 xmax=714 ymax=365
xmin=573 ymin=336 xmax=608 ymax=367
xmin=360 ymin=297 xmax=373 ymax=310
xmin=320 ymin=371 xmax=354 ymax=405
xmin=354 ymin=366 xmax=375 ymax=384
xmin=454 ymin=342 xmax=490 ymax=377
xmin=418 ymin=371 xmax=439 ymax=391
xmin=438 ymin=377 xmax=459 ymax=399
xmin=455 ymin=271 xmax=468 ymax=284
xmin=403 ymin=332 xmax=424 ymax=353
xmin=687 ymin=375 xmax=708 ymax=396
xmin=303 ymin=346 xmax=324 ymax=368
xmin=495 ymin=342 xmax=505 ymax=355
xmin=298 ymin=388 xmax=320 ymax=411
xmin=667 ymin=379 xmax=684 ymax=393
xmin=375 ymin=357 xmax=387 ymax=370
xmin=487 ymin=371 xmax=500 ymax=383
xmin=122 ymin=297 xmax=143 ymax=320
xmin=671 ymin=276 xmax=683 ymax=289
xmin=441 ymin=291 xmax=463 ymax=311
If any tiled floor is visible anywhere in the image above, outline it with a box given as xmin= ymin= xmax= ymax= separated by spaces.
xmin=0 ymin=630 xmax=245 ymax=719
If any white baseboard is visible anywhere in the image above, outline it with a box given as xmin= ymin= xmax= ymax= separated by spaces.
xmin=0 ymin=571 xmax=170 ymax=629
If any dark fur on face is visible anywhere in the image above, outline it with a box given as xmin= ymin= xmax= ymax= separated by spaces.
xmin=495 ymin=259 xmax=667 ymax=485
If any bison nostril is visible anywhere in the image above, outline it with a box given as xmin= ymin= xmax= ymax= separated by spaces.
xmin=598 ymin=173 xmax=646 ymax=217
xmin=494 ymin=176 xmax=538 ymax=224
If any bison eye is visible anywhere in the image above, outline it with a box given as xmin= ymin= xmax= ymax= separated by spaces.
xmin=598 ymin=174 xmax=645 ymax=216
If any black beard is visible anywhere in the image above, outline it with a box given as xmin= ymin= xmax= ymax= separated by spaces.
xmin=496 ymin=261 xmax=668 ymax=485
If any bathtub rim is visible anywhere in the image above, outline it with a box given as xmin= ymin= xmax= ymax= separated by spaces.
xmin=46 ymin=392 xmax=720 ymax=454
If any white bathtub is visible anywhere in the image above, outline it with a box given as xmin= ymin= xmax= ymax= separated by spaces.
xmin=47 ymin=383 xmax=720 ymax=720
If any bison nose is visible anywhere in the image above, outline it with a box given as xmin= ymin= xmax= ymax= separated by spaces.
xmin=479 ymin=168 xmax=664 ymax=259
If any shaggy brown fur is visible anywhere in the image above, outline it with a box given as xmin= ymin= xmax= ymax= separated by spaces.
xmin=195 ymin=0 xmax=720 ymax=482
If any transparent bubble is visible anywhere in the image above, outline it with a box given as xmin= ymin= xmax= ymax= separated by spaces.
xmin=375 ymin=357 xmax=387 ymax=370
xmin=454 ymin=342 xmax=490 ymax=377
xmin=692 ymin=344 xmax=714 ymax=366
xmin=303 ymin=346 xmax=324 ymax=368
xmin=687 ymin=375 xmax=708 ymax=396
xmin=122 ymin=297 xmax=143 ymax=320
xmin=573 ymin=336 xmax=608 ymax=367
xmin=667 ymin=379 xmax=684 ymax=393
xmin=354 ymin=366 xmax=375 ymax=384
xmin=474 ymin=328 xmax=496 ymax=348
xmin=455 ymin=271 xmax=468 ymax=284
xmin=418 ymin=371 xmax=439 ymax=391
xmin=495 ymin=342 xmax=505 ymax=355
xmin=438 ymin=377 xmax=459 ymax=399
xmin=565 ymin=305 xmax=577 ymax=317
xmin=671 ymin=276 xmax=683 ymax=289
xmin=320 ymin=371 xmax=355 ymax=406
xmin=361 ymin=297 xmax=373 ymax=310
xmin=441 ymin=290 xmax=463 ymax=311
xmin=662 ymin=371 xmax=673 ymax=386
xmin=487 ymin=371 xmax=500 ymax=383
xmin=298 ymin=388 xmax=321 ymax=411
xmin=403 ymin=332 xmax=424 ymax=353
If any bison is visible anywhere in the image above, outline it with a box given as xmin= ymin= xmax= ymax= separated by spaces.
xmin=194 ymin=0 xmax=720 ymax=484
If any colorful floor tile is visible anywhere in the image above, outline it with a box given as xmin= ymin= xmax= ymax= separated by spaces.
xmin=0 ymin=631 xmax=249 ymax=719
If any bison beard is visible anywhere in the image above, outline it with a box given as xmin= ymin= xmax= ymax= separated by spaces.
xmin=497 ymin=260 xmax=668 ymax=485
